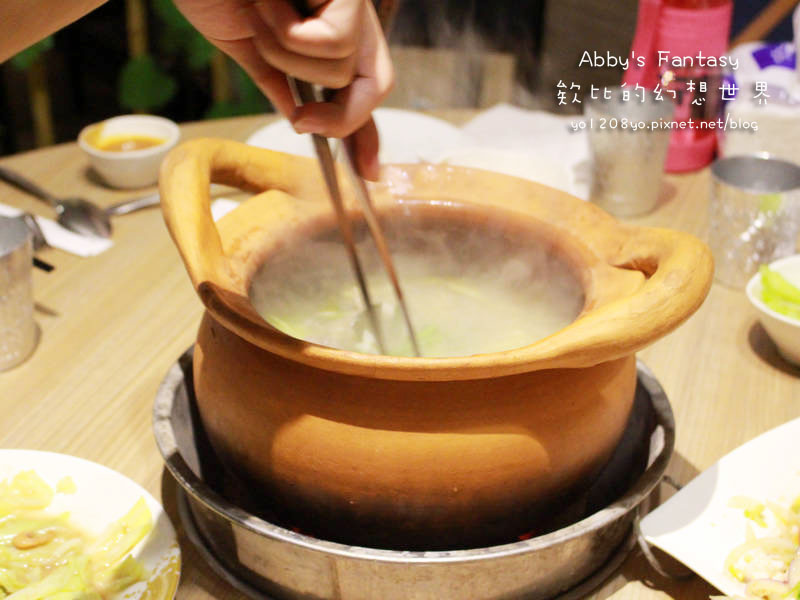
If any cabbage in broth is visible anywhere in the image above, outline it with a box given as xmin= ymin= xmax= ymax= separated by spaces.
xmin=250 ymin=217 xmax=584 ymax=357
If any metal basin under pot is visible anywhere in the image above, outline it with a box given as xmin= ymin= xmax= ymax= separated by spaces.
xmin=154 ymin=351 xmax=674 ymax=600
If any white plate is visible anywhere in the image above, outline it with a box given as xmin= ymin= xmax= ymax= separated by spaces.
xmin=246 ymin=107 xmax=470 ymax=164
xmin=0 ymin=449 xmax=180 ymax=599
xmin=640 ymin=417 xmax=800 ymax=597
xmin=246 ymin=106 xmax=590 ymax=197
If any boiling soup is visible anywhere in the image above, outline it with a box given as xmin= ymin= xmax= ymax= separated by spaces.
xmin=250 ymin=216 xmax=584 ymax=357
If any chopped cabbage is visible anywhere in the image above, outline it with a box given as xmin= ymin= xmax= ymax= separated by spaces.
xmin=0 ymin=472 xmax=54 ymax=515
xmin=719 ymin=495 xmax=800 ymax=600
xmin=0 ymin=472 xmax=152 ymax=598
xmin=760 ymin=266 xmax=800 ymax=320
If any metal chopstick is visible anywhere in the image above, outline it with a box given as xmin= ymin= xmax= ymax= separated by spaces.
xmin=283 ymin=0 xmax=418 ymax=356
xmin=288 ymin=78 xmax=388 ymax=355
xmin=287 ymin=77 xmax=420 ymax=356
xmin=338 ymin=141 xmax=420 ymax=356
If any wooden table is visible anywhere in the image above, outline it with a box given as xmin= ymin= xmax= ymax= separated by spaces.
xmin=0 ymin=113 xmax=797 ymax=600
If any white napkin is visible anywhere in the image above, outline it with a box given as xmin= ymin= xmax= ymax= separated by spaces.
xmin=211 ymin=197 xmax=239 ymax=221
xmin=448 ymin=103 xmax=591 ymax=199
xmin=0 ymin=198 xmax=239 ymax=257
xmin=0 ymin=202 xmax=113 ymax=257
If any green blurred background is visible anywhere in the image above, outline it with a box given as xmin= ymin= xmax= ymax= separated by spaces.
xmin=0 ymin=0 xmax=794 ymax=155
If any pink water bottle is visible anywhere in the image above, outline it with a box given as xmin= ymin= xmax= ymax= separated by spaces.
xmin=625 ymin=0 xmax=733 ymax=172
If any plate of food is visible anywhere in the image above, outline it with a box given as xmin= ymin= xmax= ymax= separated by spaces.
xmin=0 ymin=449 xmax=180 ymax=599
xmin=640 ymin=417 xmax=800 ymax=600
xmin=246 ymin=107 xmax=471 ymax=164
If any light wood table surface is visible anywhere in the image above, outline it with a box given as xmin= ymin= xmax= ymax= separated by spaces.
xmin=0 ymin=112 xmax=797 ymax=600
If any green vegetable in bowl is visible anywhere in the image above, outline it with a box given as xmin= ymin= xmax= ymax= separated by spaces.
xmin=760 ymin=266 xmax=800 ymax=319
xmin=762 ymin=288 xmax=800 ymax=320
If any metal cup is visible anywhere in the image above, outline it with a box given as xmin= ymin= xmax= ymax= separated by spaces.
xmin=586 ymin=86 xmax=674 ymax=217
xmin=0 ymin=216 xmax=37 ymax=371
xmin=709 ymin=154 xmax=800 ymax=288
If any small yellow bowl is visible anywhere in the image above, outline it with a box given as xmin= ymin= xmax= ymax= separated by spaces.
xmin=78 ymin=115 xmax=179 ymax=189
xmin=746 ymin=254 xmax=800 ymax=366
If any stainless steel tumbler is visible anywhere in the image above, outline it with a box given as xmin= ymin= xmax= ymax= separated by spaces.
xmin=0 ymin=216 xmax=37 ymax=371
xmin=586 ymin=86 xmax=674 ymax=217
xmin=709 ymin=154 xmax=800 ymax=288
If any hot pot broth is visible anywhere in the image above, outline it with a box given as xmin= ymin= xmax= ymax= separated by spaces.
xmin=250 ymin=214 xmax=585 ymax=357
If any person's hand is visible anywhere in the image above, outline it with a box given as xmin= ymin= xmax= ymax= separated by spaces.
xmin=173 ymin=0 xmax=393 ymax=180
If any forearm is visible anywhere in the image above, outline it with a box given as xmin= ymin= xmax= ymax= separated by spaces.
xmin=0 ymin=0 xmax=108 ymax=63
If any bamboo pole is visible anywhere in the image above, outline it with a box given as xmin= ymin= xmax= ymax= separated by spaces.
xmin=126 ymin=0 xmax=148 ymax=58
xmin=125 ymin=0 xmax=149 ymax=114
xmin=27 ymin=57 xmax=55 ymax=147
xmin=210 ymin=51 xmax=232 ymax=104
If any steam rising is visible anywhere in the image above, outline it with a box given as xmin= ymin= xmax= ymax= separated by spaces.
xmin=250 ymin=213 xmax=584 ymax=357
xmin=385 ymin=1 xmax=541 ymax=108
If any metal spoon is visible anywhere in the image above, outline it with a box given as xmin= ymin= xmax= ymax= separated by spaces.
xmin=105 ymin=192 xmax=160 ymax=217
xmin=0 ymin=166 xmax=160 ymax=238
xmin=0 ymin=165 xmax=112 ymax=238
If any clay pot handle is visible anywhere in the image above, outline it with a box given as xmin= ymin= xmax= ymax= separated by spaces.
xmin=533 ymin=225 xmax=713 ymax=369
xmin=372 ymin=164 xmax=713 ymax=370
xmin=607 ymin=225 xmax=713 ymax=352
xmin=159 ymin=138 xmax=318 ymax=294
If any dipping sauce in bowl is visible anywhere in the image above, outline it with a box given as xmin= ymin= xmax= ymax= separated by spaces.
xmin=78 ymin=115 xmax=179 ymax=189
xmin=91 ymin=133 xmax=167 ymax=153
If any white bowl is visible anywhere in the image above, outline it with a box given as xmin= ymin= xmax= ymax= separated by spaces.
xmin=0 ymin=449 xmax=180 ymax=598
xmin=78 ymin=115 xmax=179 ymax=189
xmin=745 ymin=254 xmax=800 ymax=366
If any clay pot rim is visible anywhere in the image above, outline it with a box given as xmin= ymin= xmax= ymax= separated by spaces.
xmin=228 ymin=197 xmax=598 ymax=377
xmin=160 ymin=140 xmax=713 ymax=381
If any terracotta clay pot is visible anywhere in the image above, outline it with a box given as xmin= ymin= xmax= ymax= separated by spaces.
xmin=160 ymin=138 xmax=712 ymax=549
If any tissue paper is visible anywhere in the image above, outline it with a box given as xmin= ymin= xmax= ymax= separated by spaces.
xmin=0 ymin=203 xmax=113 ymax=257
